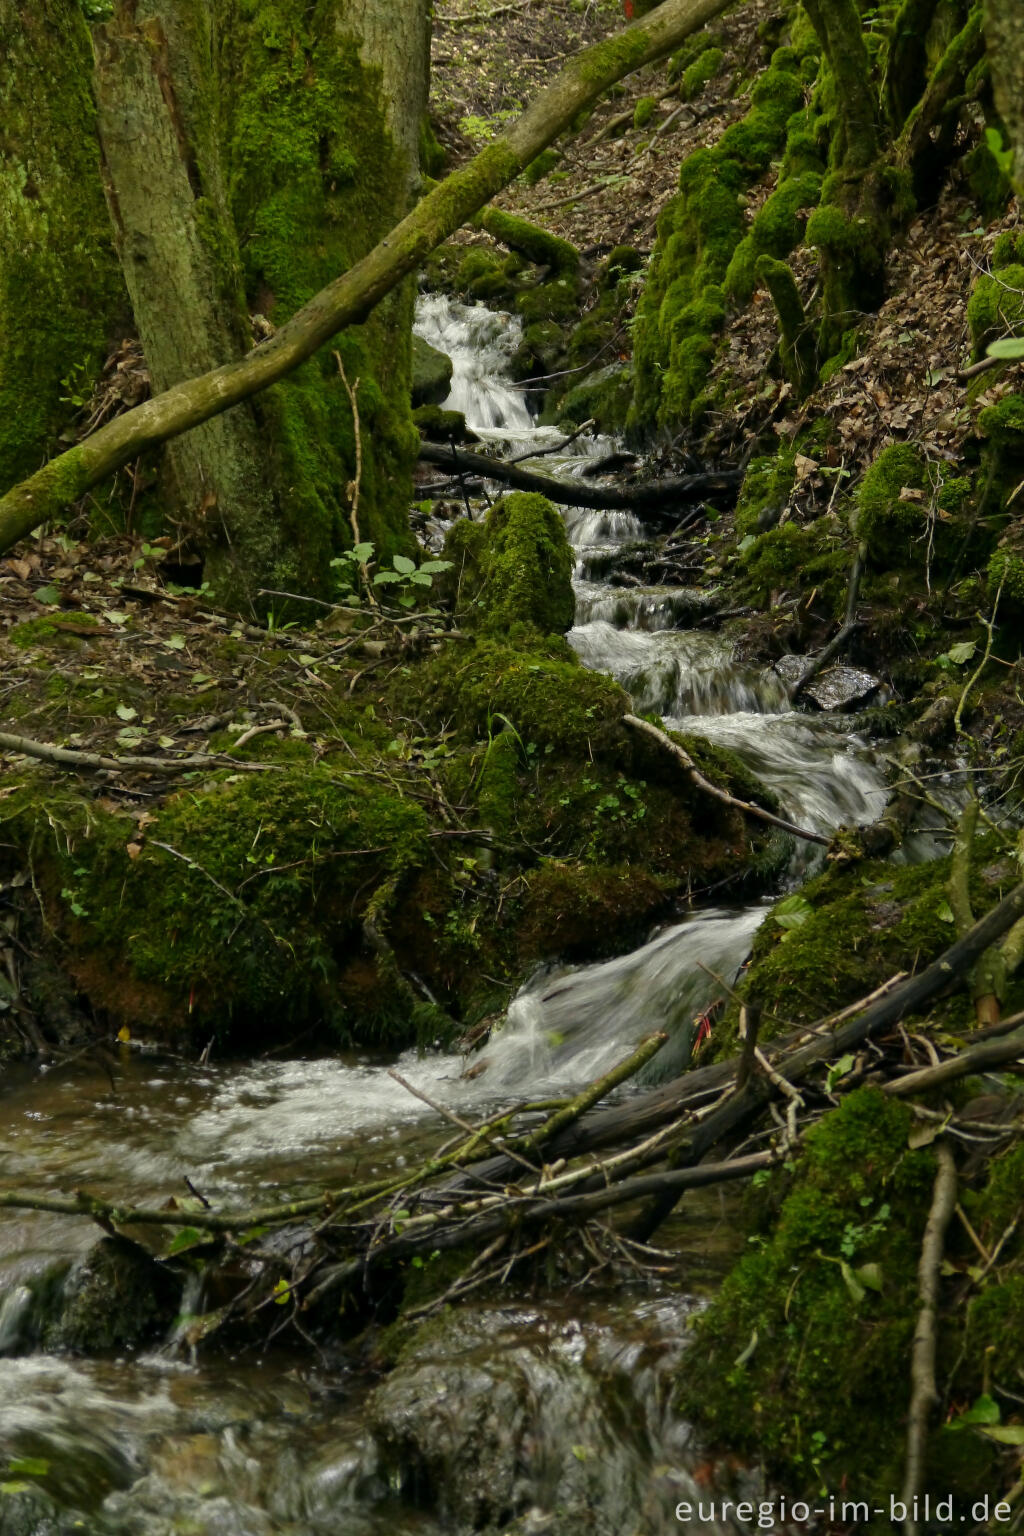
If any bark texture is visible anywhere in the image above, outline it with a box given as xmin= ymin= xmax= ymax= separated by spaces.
xmin=92 ymin=0 xmax=429 ymax=609
xmin=983 ymin=0 xmax=1024 ymax=193
xmin=0 ymin=0 xmax=124 ymax=490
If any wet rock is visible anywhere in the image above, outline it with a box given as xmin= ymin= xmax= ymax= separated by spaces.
xmin=42 ymin=1237 xmax=179 ymax=1354
xmin=367 ymin=1304 xmax=689 ymax=1535
xmin=412 ymin=335 xmax=454 ymax=407
xmin=773 ymin=654 xmax=882 ymax=711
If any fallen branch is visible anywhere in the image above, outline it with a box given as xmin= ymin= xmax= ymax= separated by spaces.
xmin=901 ymin=1139 xmax=957 ymax=1536
xmin=622 ymin=713 xmax=829 ymax=845
xmin=419 ymin=441 xmax=741 ymax=518
xmin=0 ymin=729 xmax=278 ymax=775
xmin=787 ymin=542 xmax=865 ymax=703
xmin=0 ymin=0 xmax=733 ymax=556
xmin=884 ymin=1018 xmax=1024 ymax=1099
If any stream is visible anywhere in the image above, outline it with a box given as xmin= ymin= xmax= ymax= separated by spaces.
xmin=0 ymin=295 xmax=890 ymax=1535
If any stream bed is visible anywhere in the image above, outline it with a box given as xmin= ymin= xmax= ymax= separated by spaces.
xmin=0 ymin=295 xmax=891 ymax=1535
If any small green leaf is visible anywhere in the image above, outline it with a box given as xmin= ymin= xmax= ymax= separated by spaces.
xmin=979 ymin=1425 xmax=1024 ymax=1445
xmin=34 ymin=585 xmax=62 ymax=606
xmin=949 ymin=1393 xmax=1001 ymax=1429
xmin=825 ymin=1053 xmax=856 ymax=1092
xmin=839 ymin=1259 xmax=866 ymax=1304
xmin=165 ymin=634 xmax=186 ymax=651
xmin=936 ymin=899 xmax=956 ymax=924
xmin=419 ymin=559 xmax=453 ymax=574
xmin=773 ymin=893 xmax=813 ymax=931
xmin=273 ymin=1278 xmax=292 ymax=1306
xmin=166 ymin=1226 xmax=207 ymax=1256
xmin=352 ymin=541 xmax=375 ymax=562
xmin=116 ymin=704 xmax=138 ymax=722
xmin=855 ymin=1261 xmax=883 ymax=1293
xmin=945 ymin=640 xmax=977 ymax=665
xmin=392 ymin=554 xmax=416 ymax=575
xmin=985 ymin=337 xmax=1024 ymax=361
xmin=8 ymin=1458 xmax=49 ymax=1478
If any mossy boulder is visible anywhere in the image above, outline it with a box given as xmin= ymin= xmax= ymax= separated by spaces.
xmin=739 ymin=518 xmax=849 ymax=609
xmin=3 ymin=766 xmax=436 ymax=1043
xmin=43 ymin=1237 xmax=179 ymax=1353
xmin=557 ymin=363 xmax=633 ymax=435
xmin=680 ymin=1090 xmax=937 ymax=1498
xmin=628 ymin=52 xmax=806 ymax=439
xmin=443 ymin=493 xmax=575 ymax=637
xmin=681 ymin=45 xmax=724 ymax=99
xmin=411 ymin=335 xmax=453 ymax=407
xmin=724 ymin=171 xmax=822 ymax=304
xmin=412 ymin=403 xmax=473 ymax=442
xmin=967 ymin=263 xmax=1024 ymax=360
xmin=854 ymin=444 xmax=931 ymax=565
xmin=733 ymin=833 xmax=1019 ymax=1037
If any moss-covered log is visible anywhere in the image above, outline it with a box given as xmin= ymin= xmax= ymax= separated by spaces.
xmin=0 ymin=0 xmax=733 ymax=564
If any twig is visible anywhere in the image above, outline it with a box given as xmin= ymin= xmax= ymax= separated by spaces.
xmin=737 ymin=1004 xmax=761 ymax=1090
xmin=622 ymin=714 xmax=829 ymax=845
xmin=955 ymin=574 xmax=1003 ymax=734
xmin=902 ymin=1139 xmax=957 ymax=1536
xmin=787 ymin=543 xmax=865 ymax=703
xmin=0 ymin=729 xmax=278 ymax=775
xmin=883 ymin=1021 xmax=1024 ymax=1098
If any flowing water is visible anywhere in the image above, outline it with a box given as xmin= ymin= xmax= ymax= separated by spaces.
xmin=0 ymin=294 xmax=891 ymax=1534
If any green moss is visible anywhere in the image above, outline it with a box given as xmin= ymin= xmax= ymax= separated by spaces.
xmin=444 ymin=492 xmax=576 ymax=637
xmin=854 ymin=443 xmax=929 ymax=565
xmin=735 ymin=449 xmax=799 ymax=537
xmin=522 ymin=148 xmax=560 ymax=186
xmin=0 ymin=5 xmax=122 ymax=493
xmin=9 ymin=613 xmax=105 ymax=650
xmin=967 ymin=263 xmax=1024 ymax=360
xmin=556 ymin=362 xmax=633 ymax=434
xmin=222 ymin=5 xmax=419 ymax=576
xmin=724 ymin=172 xmax=823 ymax=304
xmin=412 ymin=404 xmax=471 ymax=441
xmin=628 ymin=55 xmax=805 ymax=438
xmin=633 ymin=95 xmax=657 ymax=130
xmin=681 ymin=46 xmax=724 ymax=99
xmin=418 ymin=115 xmax=446 ymax=179
xmin=992 ymin=232 xmax=1024 ymax=271
xmin=397 ymin=636 xmax=628 ymax=758
xmin=741 ymin=519 xmax=848 ymax=607
xmin=481 ymin=208 xmax=579 ymax=278
xmin=737 ymin=836 xmax=1015 ymax=1033
xmin=965 ymin=140 xmax=1013 ymax=221
xmin=6 ymin=767 xmax=433 ymax=1042
xmin=681 ymin=1090 xmax=935 ymax=1497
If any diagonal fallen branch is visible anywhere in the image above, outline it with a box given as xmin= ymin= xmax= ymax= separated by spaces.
xmin=622 ymin=713 xmax=829 ymax=845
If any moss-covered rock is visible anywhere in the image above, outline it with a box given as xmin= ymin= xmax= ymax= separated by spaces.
xmin=740 ymin=518 xmax=849 ymax=609
xmin=411 ymin=334 xmax=454 ymax=407
xmin=680 ymin=1090 xmax=937 ymax=1498
xmin=966 ymin=262 xmax=1024 ymax=361
xmin=733 ymin=832 xmax=1018 ymax=1036
xmin=681 ymin=45 xmax=725 ymax=99
xmin=724 ymin=172 xmax=823 ymax=304
xmin=443 ymin=493 xmax=575 ymax=637
xmin=852 ymin=442 xmax=977 ymax=570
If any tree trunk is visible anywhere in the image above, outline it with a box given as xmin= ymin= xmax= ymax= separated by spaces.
xmin=91 ymin=0 xmax=430 ymax=611
xmin=0 ymin=0 xmax=124 ymax=492
xmin=983 ymin=0 xmax=1024 ymax=193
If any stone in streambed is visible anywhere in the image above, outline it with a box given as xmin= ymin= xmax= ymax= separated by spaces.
xmin=774 ymin=654 xmax=882 ymax=711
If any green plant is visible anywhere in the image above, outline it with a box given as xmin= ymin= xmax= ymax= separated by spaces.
xmin=330 ymin=540 xmax=451 ymax=609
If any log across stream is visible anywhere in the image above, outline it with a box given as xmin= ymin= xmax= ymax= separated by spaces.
xmin=0 ymin=295 xmax=900 ymax=1535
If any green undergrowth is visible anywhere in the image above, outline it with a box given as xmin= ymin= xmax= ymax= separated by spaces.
xmin=680 ymin=1089 xmax=939 ymax=1500
xmin=723 ymin=829 xmax=1022 ymax=1043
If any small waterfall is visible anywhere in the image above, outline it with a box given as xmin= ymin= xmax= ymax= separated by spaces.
xmin=414 ymin=293 xmax=534 ymax=433
xmin=481 ymin=906 xmax=768 ymax=1090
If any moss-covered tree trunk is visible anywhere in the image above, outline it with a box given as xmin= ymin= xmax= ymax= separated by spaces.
xmin=0 ymin=0 xmax=124 ymax=492
xmin=90 ymin=0 xmax=427 ymax=611
xmin=984 ymin=0 xmax=1024 ymax=193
